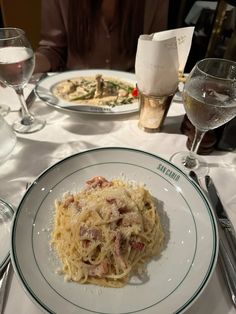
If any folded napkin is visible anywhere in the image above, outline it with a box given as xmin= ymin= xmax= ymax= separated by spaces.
xmin=135 ymin=27 xmax=194 ymax=96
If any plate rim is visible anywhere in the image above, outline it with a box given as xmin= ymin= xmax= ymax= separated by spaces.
xmin=10 ymin=147 xmax=219 ymax=314
xmin=35 ymin=69 xmax=139 ymax=115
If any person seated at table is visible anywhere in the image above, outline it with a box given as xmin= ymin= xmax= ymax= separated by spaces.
xmin=34 ymin=0 xmax=169 ymax=73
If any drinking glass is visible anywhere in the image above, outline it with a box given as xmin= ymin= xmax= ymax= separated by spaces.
xmin=0 ymin=28 xmax=45 ymax=133
xmin=170 ymin=58 xmax=236 ymax=177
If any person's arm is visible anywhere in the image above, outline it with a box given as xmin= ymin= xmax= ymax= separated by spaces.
xmin=34 ymin=0 xmax=68 ymax=73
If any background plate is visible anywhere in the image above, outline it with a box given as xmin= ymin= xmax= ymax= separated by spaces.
xmin=35 ymin=70 xmax=139 ymax=115
xmin=11 ymin=148 xmax=218 ymax=314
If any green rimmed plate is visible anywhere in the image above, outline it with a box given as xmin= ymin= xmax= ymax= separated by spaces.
xmin=35 ymin=70 xmax=139 ymax=115
xmin=11 ymin=147 xmax=218 ymax=314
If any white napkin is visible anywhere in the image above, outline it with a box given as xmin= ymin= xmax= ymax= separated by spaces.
xmin=135 ymin=27 xmax=194 ymax=96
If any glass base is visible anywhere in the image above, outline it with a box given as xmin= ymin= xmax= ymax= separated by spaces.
xmin=12 ymin=116 xmax=46 ymax=134
xmin=170 ymin=151 xmax=209 ymax=178
xmin=0 ymin=104 xmax=10 ymax=117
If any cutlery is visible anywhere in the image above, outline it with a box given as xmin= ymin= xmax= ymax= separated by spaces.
xmin=0 ymin=261 xmax=11 ymax=313
xmin=205 ymin=175 xmax=236 ymax=262
xmin=0 ymin=182 xmax=30 ymax=311
xmin=0 ymin=199 xmax=14 ymax=314
xmin=189 ymin=171 xmax=236 ymax=307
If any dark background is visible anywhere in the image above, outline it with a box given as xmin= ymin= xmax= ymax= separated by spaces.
xmin=1 ymin=0 xmax=236 ymax=72
xmin=168 ymin=0 xmax=236 ymax=71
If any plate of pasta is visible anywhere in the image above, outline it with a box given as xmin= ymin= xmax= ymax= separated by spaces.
xmin=11 ymin=147 xmax=218 ymax=314
xmin=35 ymin=70 xmax=139 ymax=115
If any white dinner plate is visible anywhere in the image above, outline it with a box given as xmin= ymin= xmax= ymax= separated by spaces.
xmin=35 ymin=70 xmax=139 ymax=115
xmin=0 ymin=198 xmax=14 ymax=271
xmin=11 ymin=148 xmax=218 ymax=314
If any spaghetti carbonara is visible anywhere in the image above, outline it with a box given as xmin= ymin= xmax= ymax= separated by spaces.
xmin=51 ymin=176 xmax=164 ymax=287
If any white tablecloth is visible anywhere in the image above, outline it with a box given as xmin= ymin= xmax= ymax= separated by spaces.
xmin=1 ymin=83 xmax=236 ymax=314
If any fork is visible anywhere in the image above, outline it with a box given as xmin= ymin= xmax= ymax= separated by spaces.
xmin=0 ymin=261 xmax=11 ymax=313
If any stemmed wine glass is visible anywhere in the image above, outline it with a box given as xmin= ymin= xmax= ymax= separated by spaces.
xmin=170 ymin=58 xmax=236 ymax=177
xmin=0 ymin=28 xmax=45 ymax=133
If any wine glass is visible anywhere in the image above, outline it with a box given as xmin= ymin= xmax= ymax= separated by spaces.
xmin=0 ymin=28 xmax=45 ymax=133
xmin=170 ymin=58 xmax=236 ymax=177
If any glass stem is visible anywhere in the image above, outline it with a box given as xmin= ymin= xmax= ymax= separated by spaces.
xmin=183 ymin=128 xmax=206 ymax=169
xmin=15 ymin=88 xmax=34 ymax=125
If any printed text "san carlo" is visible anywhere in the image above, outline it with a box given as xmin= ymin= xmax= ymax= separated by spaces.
xmin=157 ymin=163 xmax=180 ymax=182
